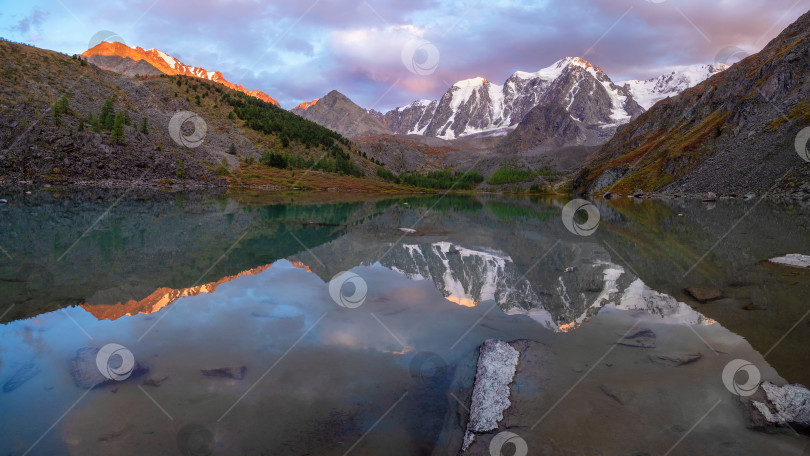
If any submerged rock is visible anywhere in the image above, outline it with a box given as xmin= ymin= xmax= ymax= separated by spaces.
xmin=70 ymin=347 xmax=148 ymax=389
xmin=462 ymin=339 xmax=520 ymax=451
xmin=618 ymin=329 xmax=657 ymax=349
xmin=201 ymin=366 xmax=246 ymax=380
xmin=685 ymin=286 xmax=724 ymax=303
xmin=2 ymin=361 xmax=40 ymax=393
xmin=768 ymin=254 xmax=810 ymax=269
xmin=600 ymin=384 xmax=636 ymax=405
xmin=744 ymin=302 xmax=768 ymax=311
xmin=649 ymin=352 xmax=702 ymax=367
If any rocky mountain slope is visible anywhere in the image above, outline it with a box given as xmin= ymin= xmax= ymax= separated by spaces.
xmin=83 ymin=41 xmax=280 ymax=105
xmin=0 ymin=39 xmax=379 ymax=185
xmin=573 ymin=9 xmax=810 ymax=195
xmin=619 ymin=63 xmax=729 ymax=110
xmin=290 ymin=90 xmax=391 ymax=138
xmin=382 ymin=58 xmax=643 ymax=140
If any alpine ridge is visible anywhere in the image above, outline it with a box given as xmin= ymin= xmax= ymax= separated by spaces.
xmin=82 ymin=41 xmax=280 ymax=105
xmin=382 ymin=57 xmax=642 ymax=140
xmin=619 ymin=63 xmax=730 ymax=110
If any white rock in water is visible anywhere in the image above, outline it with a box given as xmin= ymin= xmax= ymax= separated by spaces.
xmin=752 ymin=382 xmax=810 ymax=426
xmin=768 ymin=254 xmax=810 ymax=269
xmin=462 ymin=339 xmax=520 ymax=451
xmin=398 ymin=227 xmax=416 ymax=234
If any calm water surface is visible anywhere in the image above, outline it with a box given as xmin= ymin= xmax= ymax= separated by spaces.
xmin=1 ymin=188 xmax=809 ymax=455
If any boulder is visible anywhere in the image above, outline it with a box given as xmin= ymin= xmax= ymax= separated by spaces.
xmin=702 ymin=192 xmax=717 ymax=202
xmin=462 ymin=339 xmax=520 ymax=451
xmin=740 ymin=382 xmax=810 ymax=433
xmin=632 ymin=189 xmax=644 ymax=198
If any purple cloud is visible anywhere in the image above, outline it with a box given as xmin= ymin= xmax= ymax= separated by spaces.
xmin=2 ymin=0 xmax=805 ymax=110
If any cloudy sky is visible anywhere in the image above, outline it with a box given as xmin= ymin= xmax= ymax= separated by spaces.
xmin=1 ymin=0 xmax=806 ymax=110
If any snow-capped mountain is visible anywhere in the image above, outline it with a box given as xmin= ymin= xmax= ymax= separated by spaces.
xmin=383 ymin=57 xmax=642 ymax=140
xmin=619 ymin=63 xmax=729 ymax=109
xmin=82 ymin=41 xmax=279 ymax=105
xmin=382 ymin=242 xmax=542 ymax=309
xmin=377 ymin=242 xmax=713 ymax=332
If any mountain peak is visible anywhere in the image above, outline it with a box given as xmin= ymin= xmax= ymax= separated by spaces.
xmin=82 ymin=41 xmax=279 ymax=105
xmin=563 ymin=56 xmax=600 ymax=71
xmin=294 ymin=98 xmax=319 ymax=111
xmin=453 ymin=77 xmax=489 ymax=89
xmin=291 ymin=90 xmax=390 ymax=138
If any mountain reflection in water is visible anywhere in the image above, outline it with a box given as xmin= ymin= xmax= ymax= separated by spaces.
xmin=1 ymin=188 xmax=809 ymax=455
